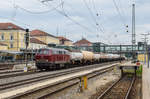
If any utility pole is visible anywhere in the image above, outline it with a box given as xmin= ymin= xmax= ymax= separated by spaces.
xmin=120 ymin=45 xmax=122 ymax=63
xmin=132 ymin=4 xmax=136 ymax=60
xmin=56 ymin=25 xmax=59 ymax=36
xmin=141 ymin=33 xmax=150 ymax=67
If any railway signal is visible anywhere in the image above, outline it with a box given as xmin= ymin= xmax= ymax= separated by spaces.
xmin=25 ymin=29 xmax=29 ymax=48
xmin=24 ymin=29 xmax=30 ymax=72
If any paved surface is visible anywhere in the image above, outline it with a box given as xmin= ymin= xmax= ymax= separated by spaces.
xmin=142 ymin=63 xmax=150 ymax=99
xmin=120 ymin=61 xmax=137 ymax=67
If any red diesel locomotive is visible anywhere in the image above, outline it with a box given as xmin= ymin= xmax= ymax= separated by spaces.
xmin=36 ymin=48 xmax=70 ymax=70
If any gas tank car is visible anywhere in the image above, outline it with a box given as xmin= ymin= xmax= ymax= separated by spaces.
xmin=70 ymin=52 xmax=83 ymax=64
xmin=81 ymin=51 xmax=94 ymax=64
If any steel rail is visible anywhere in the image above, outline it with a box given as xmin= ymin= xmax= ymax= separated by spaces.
xmin=0 ymin=61 xmax=117 ymax=78
xmin=125 ymin=76 xmax=135 ymax=99
xmin=97 ymin=75 xmax=135 ymax=99
xmin=97 ymin=77 xmax=121 ymax=99
xmin=12 ymin=67 xmax=114 ymax=99
xmin=0 ymin=71 xmax=40 ymax=79
xmin=0 ymin=62 xmax=118 ymax=91
xmin=0 ymin=70 xmax=23 ymax=74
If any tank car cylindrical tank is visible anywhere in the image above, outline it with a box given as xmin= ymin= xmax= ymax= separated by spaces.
xmin=93 ymin=54 xmax=101 ymax=60
xmin=81 ymin=51 xmax=94 ymax=61
xmin=70 ymin=52 xmax=83 ymax=64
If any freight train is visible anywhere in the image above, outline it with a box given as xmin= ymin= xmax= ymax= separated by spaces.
xmin=35 ymin=48 xmax=125 ymax=70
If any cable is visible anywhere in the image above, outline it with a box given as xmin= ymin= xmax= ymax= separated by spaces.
xmin=60 ymin=1 xmax=98 ymax=32
xmin=16 ymin=2 xmax=63 ymax=14
xmin=112 ymin=0 xmax=126 ymax=26
xmin=118 ymin=0 xmax=127 ymax=18
xmin=91 ymin=0 xmax=98 ymax=13
xmin=90 ymin=0 xmax=108 ymax=34
xmin=83 ymin=0 xmax=105 ymax=33
xmin=37 ymin=0 xmax=94 ymax=32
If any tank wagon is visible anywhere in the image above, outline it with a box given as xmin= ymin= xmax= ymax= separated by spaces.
xmin=70 ymin=51 xmax=83 ymax=65
xmin=35 ymin=48 xmax=125 ymax=70
xmin=81 ymin=51 xmax=94 ymax=64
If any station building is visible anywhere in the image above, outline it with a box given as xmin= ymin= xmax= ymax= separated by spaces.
xmin=57 ymin=36 xmax=73 ymax=46
xmin=74 ymin=38 xmax=92 ymax=47
xmin=29 ymin=38 xmax=47 ymax=50
xmin=30 ymin=29 xmax=59 ymax=45
xmin=73 ymin=38 xmax=93 ymax=51
xmin=0 ymin=23 xmax=26 ymax=51
xmin=0 ymin=42 xmax=8 ymax=50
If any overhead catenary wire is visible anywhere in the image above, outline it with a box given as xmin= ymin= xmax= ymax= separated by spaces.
xmin=9 ymin=0 xmax=51 ymax=30
xmin=82 ymin=0 xmax=105 ymax=33
xmin=90 ymin=0 xmax=106 ymax=33
xmin=15 ymin=2 xmax=64 ymax=14
xmin=59 ymin=1 xmax=99 ymax=33
xmin=37 ymin=0 xmax=94 ymax=33
xmin=91 ymin=0 xmax=98 ymax=14
xmin=118 ymin=0 xmax=127 ymax=18
xmin=112 ymin=0 xmax=127 ymax=27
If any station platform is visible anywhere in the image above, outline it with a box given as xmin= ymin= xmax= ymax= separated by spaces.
xmin=119 ymin=61 xmax=140 ymax=77
xmin=142 ymin=63 xmax=150 ymax=99
xmin=120 ymin=61 xmax=138 ymax=67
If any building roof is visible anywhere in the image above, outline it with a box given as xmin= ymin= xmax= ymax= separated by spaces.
xmin=30 ymin=29 xmax=57 ymax=38
xmin=57 ymin=36 xmax=72 ymax=41
xmin=0 ymin=23 xmax=25 ymax=30
xmin=30 ymin=38 xmax=47 ymax=45
xmin=74 ymin=38 xmax=92 ymax=45
xmin=0 ymin=42 xmax=7 ymax=46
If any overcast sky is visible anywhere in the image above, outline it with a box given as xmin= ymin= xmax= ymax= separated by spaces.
xmin=0 ymin=0 xmax=149 ymax=44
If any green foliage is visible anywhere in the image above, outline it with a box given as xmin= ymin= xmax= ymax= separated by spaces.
xmin=136 ymin=65 xmax=142 ymax=76
xmin=122 ymin=65 xmax=142 ymax=77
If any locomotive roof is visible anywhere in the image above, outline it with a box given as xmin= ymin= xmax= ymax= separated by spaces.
xmin=40 ymin=48 xmax=68 ymax=52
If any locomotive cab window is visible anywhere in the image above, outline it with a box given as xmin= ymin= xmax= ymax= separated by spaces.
xmin=59 ymin=51 xmax=62 ymax=54
xmin=39 ymin=49 xmax=49 ymax=54
xmin=64 ymin=51 xmax=66 ymax=54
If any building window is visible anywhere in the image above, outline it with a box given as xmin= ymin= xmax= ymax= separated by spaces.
xmin=1 ymin=34 xmax=4 ymax=40
xmin=10 ymin=35 xmax=13 ymax=40
xmin=10 ymin=43 xmax=13 ymax=48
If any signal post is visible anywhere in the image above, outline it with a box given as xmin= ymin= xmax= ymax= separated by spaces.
xmin=24 ymin=29 xmax=29 ymax=72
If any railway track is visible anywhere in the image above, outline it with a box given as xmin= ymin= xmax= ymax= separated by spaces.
xmin=0 ymin=61 xmax=122 ymax=99
xmin=0 ymin=61 xmax=119 ymax=79
xmin=97 ymin=75 xmax=135 ymax=99
xmin=10 ymin=64 xmax=116 ymax=99
xmin=0 ymin=70 xmax=39 ymax=79
xmin=0 ymin=61 xmax=34 ymax=71
xmin=0 ymin=70 xmax=23 ymax=74
xmin=0 ymin=62 xmax=118 ymax=91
